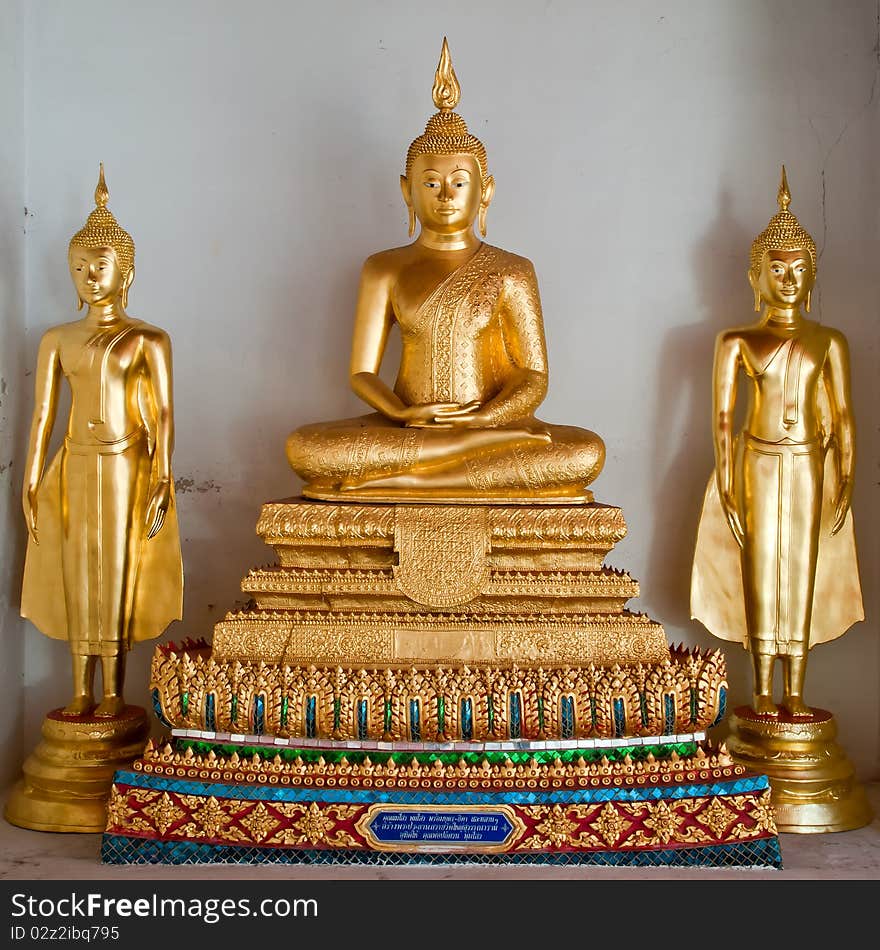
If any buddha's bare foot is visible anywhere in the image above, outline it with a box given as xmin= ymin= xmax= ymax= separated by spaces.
xmin=751 ymin=695 xmax=778 ymax=717
xmin=61 ymin=695 xmax=94 ymax=716
xmin=342 ymin=472 xmax=420 ymax=491
xmin=94 ymin=695 xmax=126 ymax=718
xmin=782 ymin=696 xmax=812 ymax=718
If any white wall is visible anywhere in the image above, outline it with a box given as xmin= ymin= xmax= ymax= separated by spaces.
xmin=0 ymin=0 xmax=26 ymax=788
xmin=10 ymin=1 xmax=879 ymax=776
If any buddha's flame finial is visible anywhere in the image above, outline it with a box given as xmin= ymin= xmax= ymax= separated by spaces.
xmin=95 ymin=162 xmax=109 ymax=209
xmin=431 ymin=37 xmax=460 ymax=112
xmin=777 ymin=164 xmax=791 ymax=212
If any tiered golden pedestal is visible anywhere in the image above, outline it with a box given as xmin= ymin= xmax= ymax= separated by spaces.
xmin=103 ymin=500 xmax=781 ymax=867
xmin=6 ymin=706 xmax=149 ymax=833
xmin=727 ymin=708 xmax=873 ymax=834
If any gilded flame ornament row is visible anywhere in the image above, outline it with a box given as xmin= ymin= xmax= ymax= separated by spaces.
xmin=151 ymin=646 xmax=727 ymax=741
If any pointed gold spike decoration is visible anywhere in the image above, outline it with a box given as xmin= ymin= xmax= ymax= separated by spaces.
xmin=431 ymin=37 xmax=460 ymax=112
xmin=95 ymin=162 xmax=109 ymax=209
xmin=777 ymin=164 xmax=791 ymax=212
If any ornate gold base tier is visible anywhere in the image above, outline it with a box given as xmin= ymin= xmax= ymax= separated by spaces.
xmin=4 ymin=706 xmax=150 ymax=833
xmin=209 ymin=499 xmax=669 ymax=667
xmin=726 ymin=707 xmax=873 ymax=834
xmin=101 ymin=737 xmax=781 ymax=867
xmin=151 ymin=644 xmax=728 ymax=741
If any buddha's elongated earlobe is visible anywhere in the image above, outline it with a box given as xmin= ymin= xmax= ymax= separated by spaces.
xmin=400 ymin=174 xmax=416 ymax=237
xmin=479 ymin=174 xmax=495 ymax=238
xmin=748 ymin=269 xmax=761 ymax=312
xmin=120 ymin=265 xmax=134 ymax=310
xmin=805 ymin=289 xmax=812 ymax=313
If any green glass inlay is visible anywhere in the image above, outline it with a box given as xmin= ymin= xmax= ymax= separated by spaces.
xmin=230 ymin=696 xmax=238 ymax=724
xmin=280 ymin=696 xmax=289 ymax=729
xmin=181 ymin=692 xmax=189 ymax=717
xmin=176 ymin=738 xmax=699 ymax=767
xmin=333 ymin=698 xmax=341 ymax=731
xmin=384 ymin=700 xmax=392 ymax=734
xmin=690 ymin=688 xmax=698 ymax=724
xmin=537 ymin=696 xmax=544 ymax=732
xmin=437 ymin=697 xmax=445 ymax=735
xmin=640 ymin=694 xmax=649 ymax=728
xmin=487 ymin=696 xmax=494 ymax=733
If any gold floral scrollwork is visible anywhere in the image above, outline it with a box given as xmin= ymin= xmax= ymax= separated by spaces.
xmin=696 ymin=796 xmax=735 ymax=839
xmin=143 ymin=791 xmax=186 ymax=835
xmin=269 ymin=802 xmax=362 ymax=848
xmin=641 ymin=799 xmax=681 ymax=845
xmin=534 ymin=804 xmax=579 ymax=848
xmin=105 ymin=785 xmax=131 ymax=830
xmin=187 ymin=795 xmax=230 ymax=840
xmin=594 ymin=801 xmax=630 ymax=847
xmin=239 ymin=802 xmax=280 ymax=843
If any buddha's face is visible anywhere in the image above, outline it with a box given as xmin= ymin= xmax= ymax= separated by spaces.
xmin=404 ymin=153 xmax=488 ymax=233
xmin=69 ymin=245 xmax=130 ymax=308
xmin=752 ymin=248 xmax=814 ymax=310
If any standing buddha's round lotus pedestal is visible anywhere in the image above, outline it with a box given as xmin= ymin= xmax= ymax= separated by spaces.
xmin=5 ymin=706 xmax=149 ymax=833
xmin=726 ymin=706 xmax=873 ymax=833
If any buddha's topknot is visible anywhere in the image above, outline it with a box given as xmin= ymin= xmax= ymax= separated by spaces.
xmin=69 ymin=164 xmax=135 ymax=276
xmin=750 ymin=166 xmax=816 ymax=278
xmin=405 ymin=38 xmax=488 ymax=179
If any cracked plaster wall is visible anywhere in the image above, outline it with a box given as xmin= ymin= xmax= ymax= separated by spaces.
xmin=5 ymin=2 xmax=879 ymax=779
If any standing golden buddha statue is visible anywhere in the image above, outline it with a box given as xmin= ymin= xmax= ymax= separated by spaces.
xmin=691 ymin=167 xmax=870 ymax=832
xmin=6 ymin=166 xmax=184 ymax=833
xmin=286 ymin=38 xmax=604 ymax=503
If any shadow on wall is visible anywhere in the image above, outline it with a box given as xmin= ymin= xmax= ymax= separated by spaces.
xmin=645 ymin=186 xmax=753 ymax=710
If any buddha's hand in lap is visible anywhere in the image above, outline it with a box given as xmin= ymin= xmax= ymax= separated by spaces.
xmin=400 ymin=401 xmax=480 ymax=428
xmin=428 ymin=405 xmax=552 ymax=443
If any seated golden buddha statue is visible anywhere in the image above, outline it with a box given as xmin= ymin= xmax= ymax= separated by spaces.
xmin=286 ymin=40 xmax=604 ymax=503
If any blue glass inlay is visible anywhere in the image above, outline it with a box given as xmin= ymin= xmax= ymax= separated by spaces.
xmin=205 ymin=694 xmax=216 ymax=732
xmin=305 ymin=696 xmax=316 ymax=739
xmin=460 ymin=699 xmax=473 ymax=740
xmin=114 ymin=768 xmax=773 ymax=806
xmin=151 ymin=689 xmax=172 ymax=728
xmin=612 ymin=698 xmax=625 ymax=738
xmin=509 ymin=693 xmax=521 ymax=739
xmin=664 ymin=694 xmax=676 ymax=734
xmin=409 ymin=700 xmax=421 ymax=741
xmin=252 ymin=695 xmax=265 ymax=736
xmin=712 ymin=686 xmax=728 ymax=727
xmin=560 ymin=696 xmax=575 ymax=740
xmin=101 ymin=834 xmax=783 ymax=869
xmin=357 ymin=699 xmax=368 ymax=740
